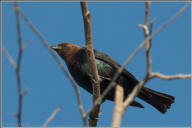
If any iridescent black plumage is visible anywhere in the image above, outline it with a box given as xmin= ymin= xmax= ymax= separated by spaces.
xmin=51 ymin=43 xmax=175 ymax=113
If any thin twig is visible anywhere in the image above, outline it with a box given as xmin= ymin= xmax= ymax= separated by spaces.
xmin=22 ymin=87 xmax=30 ymax=96
xmin=22 ymin=40 xmax=32 ymax=50
xmin=13 ymin=3 xmax=24 ymax=127
xmin=112 ymin=2 xmax=151 ymax=123
xmin=150 ymin=3 xmax=189 ymax=39
xmin=123 ymin=2 xmax=191 ymax=110
xmin=110 ymin=2 xmax=189 ymax=97
xmin=124 ymin=1 xmax=151 ymax=110
xmin=86 ymin=3 xmax=190 ymax=117
xmin=42 ymin=106 xmax=62 ymax=127
xmin=3 ymin=47 xmax=17 ymax=69
xmin=144 ymin=1 xmax=152 ymax=74
xmin=111 ymin=85 xmax=124 ymax=127
xmin=5 ymin=4 xmax=32 ymax=127
xmin=80 ymin=2 xmax=101 ymax=127
xmin=149 ymin=18 xmax=155 ymax=43
xmin=145 ymin=2 xmax=150 ymax=28
xmin=151 ymin=72 xmax=191 ymax=80
xmin=16 ymin=5 xmax=86 ymax=126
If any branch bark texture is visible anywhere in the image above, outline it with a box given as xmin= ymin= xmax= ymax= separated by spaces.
xmin=80 ymin=2 xmax=101 ymax=126
xmin=112 ymin=85 xmax=124 ymax=127
xmin=42 ymin=106 xmax=62 ymax=127
xmin=14 ymin=3 xmax=24 ymax=127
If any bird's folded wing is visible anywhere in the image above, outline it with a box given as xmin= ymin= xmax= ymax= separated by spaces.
xmin=94 ymin=49 xmax=139 ymax=85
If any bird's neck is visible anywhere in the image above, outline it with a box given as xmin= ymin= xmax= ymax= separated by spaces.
xmin=66 ymin=48 xmax=89 ymax=68
xmin=63 ymin=48 xmax=82 ymax=66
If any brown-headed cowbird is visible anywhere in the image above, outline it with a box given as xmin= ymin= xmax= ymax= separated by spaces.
xmin=50 ymin=43 xmax=175 ymax=113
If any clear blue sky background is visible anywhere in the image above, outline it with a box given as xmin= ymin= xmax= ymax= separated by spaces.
xmin=2 ymin=2 xmax=191 ymax=127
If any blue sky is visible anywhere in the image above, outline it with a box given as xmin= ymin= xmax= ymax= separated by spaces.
xmin=2 ymin=2 xmax=191 ymax=127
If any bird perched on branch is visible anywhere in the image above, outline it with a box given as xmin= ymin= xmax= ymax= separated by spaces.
xmin=50 ymin=43 xmax=175 ymax=114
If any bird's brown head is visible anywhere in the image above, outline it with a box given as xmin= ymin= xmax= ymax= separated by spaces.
xmin=50 ymin=43 xmax=81 ymax=63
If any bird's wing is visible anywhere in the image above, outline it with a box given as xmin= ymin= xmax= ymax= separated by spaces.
xmin=78 ymin=48 xmax=144 ymax=108
xmin=94 ymin=49 xmax=139 ymax=85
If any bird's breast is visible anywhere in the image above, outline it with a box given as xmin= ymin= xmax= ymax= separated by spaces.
xmin=68 ymin=62 xmax=93 ymax=93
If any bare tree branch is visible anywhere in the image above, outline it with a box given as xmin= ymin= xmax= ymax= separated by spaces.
xmin=123 ymin=73 xmax=191 ymax=109
xmin=3 ymin=47 xmax=17 ymax=69
xmin=144 ymin=1 xmax=152 ymax=74
xmin=106 ymin=2 xmax=189 ymax=95
xmin=22 ymin=87 xmax=30 ymax=96
xmin=123 ymin=2 xmax=152 ymax=111
xmin=111 ymin=2 xmax=151 ymax=125
xmin=15 ymin=5 xmax=86 ymax=126
xmin=13 ymin=3 xmax=25 ymax=127
xmin=22 ymin=40 xmax=32 ymax=50
xmin=150 ymin=3 xmax=189 ymax=39
xmin=111 ymin=85 xmax=124 ymax=127
xmin=80 ymin=2 xmax=101 ymax=127
xmin=111 ymin=2 xmax=151 ymax=123
xmin=42 ymin=106 xmax=62 ymax=127
xmin=123 ymin=2 xmax=191 ymax=112
xmin=86 ymin=3 xmax=190 ymax=118
xmin=145 ymin=2 xmax=150 ymax=28
xmin=4 ymin=4 xmax=32 ymax=127
xmin=151 ymin=73 xmax=191 ymax=80
xmin=123 ymin=1 xmax=152 ymax=109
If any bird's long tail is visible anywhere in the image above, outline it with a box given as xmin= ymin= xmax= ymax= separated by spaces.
xmin=138 ymin=86 xmax=175 ymax=113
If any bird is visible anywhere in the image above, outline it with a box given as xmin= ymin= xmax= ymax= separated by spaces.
xmin=50 ymin=42 xmax=175 ymax=114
